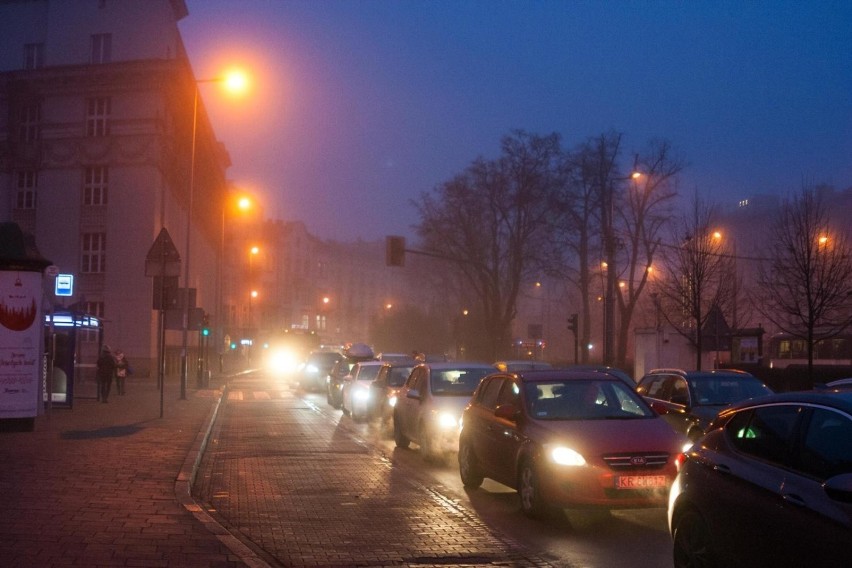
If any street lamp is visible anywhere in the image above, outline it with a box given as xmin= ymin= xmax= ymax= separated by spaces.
xmin=602 ymin=171 xmax=641 ymax=366
xmin=217 ymin=192 xmax=253 ymax=372
xmin=180 ymin=69 xmax=249 ymax=399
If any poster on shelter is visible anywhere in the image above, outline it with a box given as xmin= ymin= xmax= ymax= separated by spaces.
xmin=0 ymin=270 xmax=43 ymax=418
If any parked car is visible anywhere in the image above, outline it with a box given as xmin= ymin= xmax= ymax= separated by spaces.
xmin=562 ymin=365 xmax=635 ymax=387
xmin=393 ymin=362 xmax=494 ymax=460
xmin=327 ymin=343 xmax=376 ymax=409
xmin=298 ymin=350 xmax=341 ymax=392
xmin=341 ymin=361 xmax=385 ymax=421
xmin=817 ymin=377 xmax=852 ymax=390
xmin=669 ymin=390 xmax=852 ymax=568
xmin=458 ymin=369 xmax=689 ymax=518
xmin=368 ymin=361 xmax=417 ymax=428
xmin=636 ymin=368 xmax=773 ymax=441
xmin=493 ymin=360 xmax=553 ymax=373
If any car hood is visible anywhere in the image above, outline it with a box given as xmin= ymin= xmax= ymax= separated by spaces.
xmin=529 ymin=416 xmax=686 ymax=455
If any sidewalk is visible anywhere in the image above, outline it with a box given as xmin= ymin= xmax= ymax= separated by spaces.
xmin=0 ymin=374 xmax=259 ymax=568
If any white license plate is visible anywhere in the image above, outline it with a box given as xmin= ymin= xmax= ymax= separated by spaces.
xmin=616 ymin=475 xmax=668 ymax=489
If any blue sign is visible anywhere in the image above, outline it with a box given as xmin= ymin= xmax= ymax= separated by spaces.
xmin=55 ymin=274 xmax=74 ymax=297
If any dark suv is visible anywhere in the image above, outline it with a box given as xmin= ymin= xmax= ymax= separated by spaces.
xmin=635 ymin=368 xmax=773 ymax=441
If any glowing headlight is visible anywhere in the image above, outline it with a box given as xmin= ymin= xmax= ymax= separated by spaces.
xmin=436 ymin=411 xmax=459 ymax=430
xmin=267 ymin=349 xmax=299 ymax=374
xmin=549 ymin=445 xmax=586 ymax=466
xmin=682 ymin=441 xmax=694 ymax=454
xmin=353 ymin=387 xmax=370 ymax=401
xmin=388 ymin=395 xmax=398 ymax=407
xmin=305 ymin=364 xmax=319 ymax=374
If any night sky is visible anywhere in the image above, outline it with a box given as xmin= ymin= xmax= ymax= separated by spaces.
xmin=179 ymin=1 xmax=852 ymax=242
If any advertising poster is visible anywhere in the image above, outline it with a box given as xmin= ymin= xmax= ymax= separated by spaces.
xmin=0 ymin=270 xmax=44 ymax=418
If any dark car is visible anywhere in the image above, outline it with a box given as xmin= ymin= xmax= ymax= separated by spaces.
xmin=299 ymin=350 xmax=341 ymax=392
xmin=636 ymin=368 xmax=773 ymax=441
xmin=368 ymin=360 xmax=416 ymax=428
xmin=458 ymin=369 xmax=688 ymax=518
xmin=669 ymin=390 xmax=852 ymax=568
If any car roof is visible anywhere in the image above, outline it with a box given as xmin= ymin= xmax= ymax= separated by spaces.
xmin=420 ymin=362 xmax=493 ymax=370
xmin=723 ymin=390 xmax=852 ymax=414
xmin=645 ymin=368 xmax=755 ymax=380
xmin=510 ymin=369 xmax=632 ymax=384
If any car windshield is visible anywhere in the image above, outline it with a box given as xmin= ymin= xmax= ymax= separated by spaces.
xmin=525 ymin=379 xmax=654 ymax=420
xmin=356 ymin=365 xmax=382 ymax=382
xmin=690 ymin=375 xmax=772 ymax=405
xmin=388 ymin=366 xmax=413 ymax=387
xmin=430 ymin=368 xmax=491 ymax=396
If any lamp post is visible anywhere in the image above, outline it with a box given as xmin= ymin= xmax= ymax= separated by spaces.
xmin=180 ymin=70 xmax=248 ymax=399
xmin=602 ymin=170 xmax=641 ymax=367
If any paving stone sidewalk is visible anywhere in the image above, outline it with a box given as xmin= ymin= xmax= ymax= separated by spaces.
xmin=0 ymin=376 xmax=257 ymax=568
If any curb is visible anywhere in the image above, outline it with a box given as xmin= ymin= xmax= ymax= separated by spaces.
xmin=174 ymin=383 xmax=273 ymax=568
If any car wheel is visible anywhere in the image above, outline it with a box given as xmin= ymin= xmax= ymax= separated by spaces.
xmin=458 ymin=439 xmax=484 ymax=489
xmin=672 ymin=509 xmax=717 ymax=568
xmin=518 ymin=460 xmax=554 ymax=519
xmin=393 ymin=413 xmax=410 ymax=448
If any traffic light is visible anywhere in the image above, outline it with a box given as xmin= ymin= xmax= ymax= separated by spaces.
xmin=386 ymin=235 xmax=406 ymax=266
xmin=201 ymin=312 xmax=210 ymax=336
xmin=567 ymin=313 xmax=578 ymax=335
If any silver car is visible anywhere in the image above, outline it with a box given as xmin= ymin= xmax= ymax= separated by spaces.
xmin=393 ymin=362 xmax=494 ymax=460
xmin=341 ymin=361 xmax=385 ymax=422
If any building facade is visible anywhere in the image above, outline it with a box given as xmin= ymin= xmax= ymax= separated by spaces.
xmin=0 ymin=0 xmax=229 ymax=376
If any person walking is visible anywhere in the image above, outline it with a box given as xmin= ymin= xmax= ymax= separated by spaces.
xmin=96 ymin=344 xmax=116 ymax=403
xmin=114 ymin=349 xmax=131 ymax=395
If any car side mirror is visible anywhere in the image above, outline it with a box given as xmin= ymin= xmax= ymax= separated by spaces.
xmin=494 ymin=403 xmax=519 ymax=421
xmin=824 ymin=473 xmax=852 ymax=503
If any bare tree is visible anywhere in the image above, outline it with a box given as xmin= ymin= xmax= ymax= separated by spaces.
xmin=613 ymin=140 xmax=681 ymax=367
xmin=413 ymin=131 xmax=563 ymax=361
xmin=548 ymin=132 xmax=620 ymax=363
xmin=752 ymin=187 xmax=852 ymax=383
xmin=655 ymin=195 xmax=735 ymax=370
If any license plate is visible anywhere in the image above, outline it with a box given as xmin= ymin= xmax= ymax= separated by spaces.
xmin=616 ymin=475 xmax=668 ymax=489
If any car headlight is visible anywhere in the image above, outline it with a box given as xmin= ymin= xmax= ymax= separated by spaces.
xmin=267 ymin=349 xmax=300 ymax=375
xmin=353 ymin=387 xmax=370 ymax=401
xmin=436 ymin=411 xmax=459 ymax=430
xmin=388 ymin=395 xmax=398 ymax=407
xmin=547 ymin=444 xmax=586 ymax=466
xmin=305 ymin=364 xmax=319 ymax=374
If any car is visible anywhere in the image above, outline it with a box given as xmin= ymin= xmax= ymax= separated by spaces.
xmin=635 ymin=368 xmax=773 ymax=441
xmin=341 ymin=361 xmax=385 ymax=421
xmin=458 ymin=369 xmax=689 ymax=518
xmin=326 ymin=343 xmax=376 ymax=409
xmin=562 ymin=365 xmax=636 ymax=387
xmin=368 ymin=361 xmax=417 ymax=429
xmin=298 ymin=350 xmax=341 ymax=392
xmin=818 ymin=377 xmax=852 ymax=390
xmin=493 ymin=360 xmax=553 ymax=373
xmin=668 ymin=390 xmax=852 ymax=568
xmin=377 ymin=352 xmax=418 ymax=365
xmin=393 ymin=362 xmax=494 ymax=460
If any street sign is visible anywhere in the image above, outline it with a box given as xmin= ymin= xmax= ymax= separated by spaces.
xmin=55 ymin=274 xmax=74 ymax=296
xmin=145 ymin=228 xmax=181 ymax=277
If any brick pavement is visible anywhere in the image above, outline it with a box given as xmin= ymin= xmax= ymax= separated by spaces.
xmin=0 ymin=375 xmax=265 ymax=568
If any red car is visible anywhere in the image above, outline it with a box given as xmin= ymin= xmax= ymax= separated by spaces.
xmin=458 ymin=369 xmax=689 ymax=518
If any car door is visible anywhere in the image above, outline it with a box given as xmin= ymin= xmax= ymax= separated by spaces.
xmin=370 ymin=364 xmax=389 ymax=416
xmin=398 ymin=367 xmax=426 ymax=439
xmin=699 ymin=404 xmax=803 ymax=566
xmin=466 ymin=377 xmax=506 ymax=476
xmin=490 ymin=377 xmax=524 ymax=486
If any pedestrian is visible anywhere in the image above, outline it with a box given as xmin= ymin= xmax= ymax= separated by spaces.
xmin=114 ymin=349 xmax=131 ymax=395
xmin=96 ymin=344 xmax=116 ymax=403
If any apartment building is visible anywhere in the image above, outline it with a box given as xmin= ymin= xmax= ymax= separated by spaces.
xmin=0 ymin=0 xmax=229 ymax=376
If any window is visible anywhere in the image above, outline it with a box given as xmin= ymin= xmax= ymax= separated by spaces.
xmin=728 ymin=404 xmax=802 ymax=466
xmin=478 ymin=377 xmax=504 ymax=410
xmin=15 ymin=171 xmax=37 ymax=209
xmin=80 ymin=301 xmax=104 ymax=342
xmin=90 ymin=33 xmax=112 ymax=64
xmin=83 ymin=166 xmax=108 ymax=206
xmin=81 ymin=233 xmax=106 ymax=273
xmin=86 ymin=97 xmax=111 ymax=137
xmin=19 ymin=102 xmax=41 ymax=142
xmin=24 ymin=43 xmax=44 ymax=69
xmin=799 ymin=409 xmax=852 ymax=480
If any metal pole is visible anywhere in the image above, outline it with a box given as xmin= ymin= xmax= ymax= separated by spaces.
xmin=603 ymin=180 xmax=616 ymax=366
xmin=180 ymin=85 xmax=199 ymax=400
